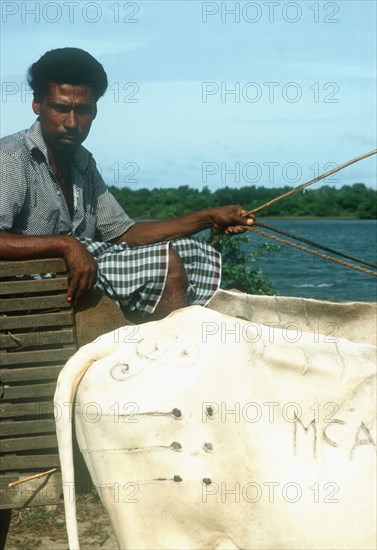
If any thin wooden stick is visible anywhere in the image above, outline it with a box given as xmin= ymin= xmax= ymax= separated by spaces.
xmin=8 ymin=468 xmax=59 ymax=488
xmin=245 ymin=149 xmax=377 ymax=216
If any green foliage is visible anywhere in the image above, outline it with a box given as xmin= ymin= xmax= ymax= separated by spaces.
xmin=108 ymin=183 xmax=376 ymax=220
xmin=203 ymin=230 xmax=278 ymax=296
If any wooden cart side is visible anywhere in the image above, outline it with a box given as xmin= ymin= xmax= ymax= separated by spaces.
xmin=0 ymin=259 xmax=77 ymax=509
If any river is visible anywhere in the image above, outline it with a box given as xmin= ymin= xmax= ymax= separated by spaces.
xmin=244 ymin=219 xmax=377 ymax=302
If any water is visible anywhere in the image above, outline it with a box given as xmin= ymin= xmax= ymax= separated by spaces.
xmin=244 ymin=220 xmax=377 ymax=302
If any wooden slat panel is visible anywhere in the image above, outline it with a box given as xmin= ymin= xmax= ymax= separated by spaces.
xmin=0 ymin=365 xmax=63 ymax=383
xmin=1 ymin=434 xmax=57 ymax=453
xmin=0 ymin=401 xmax=56 ymax=419
xmin=0 ymin=454 xmax=60 ymax=470
xmin=0 ymin=262 xmax=73 ymax=509
xmin=0 ymin=294 xmax=69 ymax=313
xmin=0 ymin=471 xmax=62 ymax=509
xmin=0 ymin=259 xmax=66 ymax=277
xmin=0 ymin=276 xmax=68 ymax=295
xmin=1 ymin=310 xmax=74 ymax=330
xmin=0 ymin=327 xmax=75 ymax=349
xmin=1 ymin=382 xmax=58 ymax=401
xmin=0 ymin=346 xmax=76 ymax=366
xmin=0 ymin=260 xmax=74 ymax=510
xmin=1 ymin=419 xmax=57 ymax=437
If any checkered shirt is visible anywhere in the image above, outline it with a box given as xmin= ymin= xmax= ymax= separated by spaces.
xmin=1 ymin=121 xmax=221 ymax=313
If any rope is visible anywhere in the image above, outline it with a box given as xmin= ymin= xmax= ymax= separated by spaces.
xmin=246 ymin=226 xmax=377 ymax=278
xmin=245 ymin=149 xmax=377 ymax=216
xmin=211 ymin=149 xmax=377 ymax=276
xmin=256 ymin=221 xmax=377 ymax=270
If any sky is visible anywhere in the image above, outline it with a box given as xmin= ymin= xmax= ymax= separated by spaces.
xmin=1 ymin=0 xmax=376 ymax=191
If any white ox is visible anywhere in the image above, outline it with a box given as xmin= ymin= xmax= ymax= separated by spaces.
xmin=54 ymin=290 xmax=377 ymax=550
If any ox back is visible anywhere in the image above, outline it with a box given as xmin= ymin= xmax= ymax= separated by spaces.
xmin=54 ymin=291 xmax=377 ymax=550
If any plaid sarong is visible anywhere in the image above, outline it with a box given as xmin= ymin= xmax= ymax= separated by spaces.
xmin=79 ymin=237 xmax=221 ymax=315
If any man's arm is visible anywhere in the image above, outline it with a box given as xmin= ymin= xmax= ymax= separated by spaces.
xmin=116 ymin=205 xmax=254 ymax=246
xmin=0 ymin=232 xmax=97 ymax=305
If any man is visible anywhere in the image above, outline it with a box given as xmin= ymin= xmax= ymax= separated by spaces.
xmin=0 ymin=48 xmax=254 ymax=320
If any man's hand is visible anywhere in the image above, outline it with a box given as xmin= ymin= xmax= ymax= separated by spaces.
xmin=62 ymin=238 xmax=97 ymax=305
xmin=210 ymin=205 xmax=255 ymax=235
xmin=0 ymin=232 xmax=97 ymax=305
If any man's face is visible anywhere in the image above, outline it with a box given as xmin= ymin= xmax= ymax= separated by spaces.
xmin=32 ymin=83 xmax=97 ymax=157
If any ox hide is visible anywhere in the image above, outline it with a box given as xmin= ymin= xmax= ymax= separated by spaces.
xmin=54 ymin=295 xmax=377 ymax=550
xmin=208 ymin=289 xmax=377 ymax=346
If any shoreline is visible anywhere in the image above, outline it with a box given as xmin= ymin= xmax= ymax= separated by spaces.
xmin=135 ymin=216 xmax=377 ymax=221
xmin=256 ymin=216 xmax=377 ymax=221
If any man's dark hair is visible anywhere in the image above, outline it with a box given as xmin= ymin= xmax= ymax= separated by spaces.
xmin=27 ymin=47 xmax=108 ymax=101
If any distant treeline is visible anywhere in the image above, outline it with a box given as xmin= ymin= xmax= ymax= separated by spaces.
xmin=109 ymin=183 xmax=376 ymax=219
